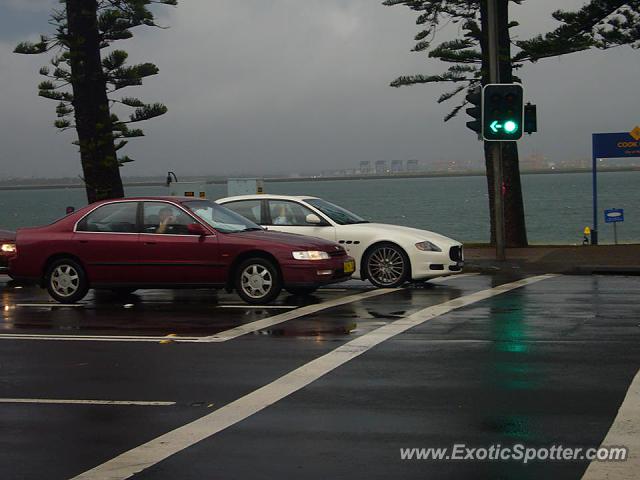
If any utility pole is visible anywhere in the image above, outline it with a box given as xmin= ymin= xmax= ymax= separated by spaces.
xmin=486 ymin=0 xmax=506 ymax=261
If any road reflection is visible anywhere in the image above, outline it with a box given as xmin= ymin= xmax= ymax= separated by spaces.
xmin=1 ymin=279 xmax=467 ymax=339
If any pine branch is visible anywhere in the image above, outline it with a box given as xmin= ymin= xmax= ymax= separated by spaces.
xmin=516 ymin=0 xmax=636 ymax=62
xmin=117 ymin=155 xmax=135 ymax=166
xmin=391 ymin=72 xmax=473 ymax=87
xmin=444 ymin=103 xmax=464 ymax=122
xmin=437 ymin=84 xmax=466 ymax=103
xmin=128 ymin=103 xmax=168 ymax=122
xmin=119 ymin=97 xmax=146 ymax=107
xmin=14 ymin=36 xmax=52 ymax=54
xmin=102 ymin=50 xmax=128 ymax=71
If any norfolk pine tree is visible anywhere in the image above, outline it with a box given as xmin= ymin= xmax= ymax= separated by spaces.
xmin=383 ymin=0 xmax=640 ymax=247
xmin=15 ymin=0 xmax=177 ymax=203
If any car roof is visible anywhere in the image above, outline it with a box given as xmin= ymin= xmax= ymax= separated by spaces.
xmin=89 ymin=196 xmax=204 ymax=205
xmin=219 ymin=194 xmax=319 ymax=202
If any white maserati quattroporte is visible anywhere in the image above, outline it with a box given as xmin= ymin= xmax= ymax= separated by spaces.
xmin=217 ymin=195 xmax=463 ymax=289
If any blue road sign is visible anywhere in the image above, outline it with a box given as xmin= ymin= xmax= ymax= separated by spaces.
xmin=593 ymin=131 xmax=640 ymax=158
xmin=604 ymin=209 xmax=624 ymax=224
xmin=590 ymin=127 xmax=640 ymax=244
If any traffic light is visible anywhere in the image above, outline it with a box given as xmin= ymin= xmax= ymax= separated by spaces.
xmin=524 ymin=103 xmax=537 ymax=134
xmin=465 ymin=87 xmax=482 ymax=138
xmin=482 ymin=83 xmax=524 ymax=141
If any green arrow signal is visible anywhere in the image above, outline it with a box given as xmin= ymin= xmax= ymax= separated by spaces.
xmin=490 ymin=121 xmax=501 ymax=133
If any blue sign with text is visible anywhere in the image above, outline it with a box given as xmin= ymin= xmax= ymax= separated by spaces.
xmin=604 ymin=209 xmax=624 ymax=223
xmin=593 ymin=131 xmax=640 ymax=159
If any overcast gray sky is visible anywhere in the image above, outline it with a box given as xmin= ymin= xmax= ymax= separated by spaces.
xmin=0 ymin=0 xmax=638 ymax=178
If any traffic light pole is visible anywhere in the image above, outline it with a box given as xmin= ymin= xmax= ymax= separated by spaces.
xmin=487 ymin=0 xmax=506 ymax=261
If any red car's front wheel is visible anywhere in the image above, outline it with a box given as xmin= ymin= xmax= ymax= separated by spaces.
xmin=45 ymin=258 xmax=89 ymax=304
xmin=235 ymin=258 xmax=282 ymax=304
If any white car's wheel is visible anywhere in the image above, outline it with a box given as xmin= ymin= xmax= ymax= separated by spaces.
xmin=364 ymin=243 xmax=409 ymax=288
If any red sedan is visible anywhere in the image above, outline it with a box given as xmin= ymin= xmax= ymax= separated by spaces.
xmin=9 ymin=197 xmax=355 ymax=304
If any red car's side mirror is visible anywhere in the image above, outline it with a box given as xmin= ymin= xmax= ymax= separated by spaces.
xmin=187 ymin=223 xmax=209 ymax=236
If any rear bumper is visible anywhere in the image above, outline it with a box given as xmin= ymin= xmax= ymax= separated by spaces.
xmin=281 ymin=256 xmax=354 ymax=287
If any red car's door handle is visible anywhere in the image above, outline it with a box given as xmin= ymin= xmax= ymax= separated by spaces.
xmin=144 ymin=241 xmax=157 ymax=245
xmin=79 ymin=240 xmax=89 ymax=244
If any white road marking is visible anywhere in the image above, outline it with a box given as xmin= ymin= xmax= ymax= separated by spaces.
xmin=8 ymin=303 xmax=294 ymax=310
xmin=0 ymin=398 xmax=175 ymax=406
xmin=197 ymin=288 xmax=397 ymax=342
xmin=72 ymin=274 xmax=554 ymax=480
xmin=581 ymin=368 xmax=640 ymax=480
xmin=217 ymin=305 xmax=298 ymax=310
xmin=14 ymin=303 xmax=86 ymax=308
xmin=197 ymin=273 xmax=478 ymax=343
xmin=0 ymin=333 xmax=202 ymax=343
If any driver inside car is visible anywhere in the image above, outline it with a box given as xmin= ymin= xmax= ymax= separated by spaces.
xmin=156 ymin=207 xmax=176 ymax=234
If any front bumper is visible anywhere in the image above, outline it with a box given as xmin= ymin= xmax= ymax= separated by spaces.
xmin=0 ymin=255 xmax=10 ymax=274
xmin=410 ymin=245 xmax=464 ymax=280
xmin=281 ymin=256 xmax=355 ymax=287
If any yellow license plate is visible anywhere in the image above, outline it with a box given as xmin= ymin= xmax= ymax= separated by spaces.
xmin=344 ymin=260 xmax=355 ymax=273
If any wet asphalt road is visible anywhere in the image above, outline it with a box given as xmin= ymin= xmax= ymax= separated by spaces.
xmin=1 ymin=273 xmax=639 ymax=479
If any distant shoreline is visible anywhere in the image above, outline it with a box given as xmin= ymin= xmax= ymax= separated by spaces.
xmin=0 ymin=167 xmax=638 ymax=191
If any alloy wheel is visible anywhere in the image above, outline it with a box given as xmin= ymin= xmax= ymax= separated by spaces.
xmin=240 ymin=264 xmax=273 ymax=299
xmin=50 ymin=264 xmax=80 ymax=298
xmin=367 ymin=246 xmax=406 ymax=286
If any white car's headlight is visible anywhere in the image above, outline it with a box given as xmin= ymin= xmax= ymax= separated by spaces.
xmin=415 ymin=241 xmax=441 ymax=252
xmin=292 ymin=251 xmax=330 ymax=260
xmin=1 ymin=243 xmax=16 ymax=254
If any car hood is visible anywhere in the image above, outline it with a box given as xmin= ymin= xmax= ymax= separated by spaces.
xmin=229 ymin=229 xmax=342 ymax=251
xmin=343 ymin=223 xmax=461 ymax=246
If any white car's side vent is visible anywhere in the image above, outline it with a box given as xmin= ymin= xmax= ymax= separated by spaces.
xmin=338 ymin=240 xmax=360 ymax=245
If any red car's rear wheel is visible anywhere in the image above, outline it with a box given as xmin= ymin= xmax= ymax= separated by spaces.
xmin=45 ymin=258 xmax=89 ymax=304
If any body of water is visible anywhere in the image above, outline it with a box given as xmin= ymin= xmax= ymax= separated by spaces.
xmin=0 ymin=171 xmax=638 ymax=244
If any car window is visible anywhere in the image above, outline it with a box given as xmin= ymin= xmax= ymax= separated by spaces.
xmin=305 ymin=198 xmax=368 ymax=225
xmin=143 ymin=202 xmax=195 ymax=235
xmin=183 ymin=200 xmax=262 ymax=233
xmin=267 ymin=200 xmax=323 ymax=226
xmin=222 ymin=200 xmax=263 ymax=224
xmin=77 ymin=202 xmax=138 ymax=233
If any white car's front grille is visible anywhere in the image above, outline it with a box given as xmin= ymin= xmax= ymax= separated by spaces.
xmin=449 ymin=246 xmax=463 ymax=262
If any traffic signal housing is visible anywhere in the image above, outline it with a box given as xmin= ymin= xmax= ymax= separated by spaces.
xmin=482 ymin=83 xmax=524 ymax=141
xmin=524 ymin=103 xmax=537 ymax=134
xmin=465 ymin=86 xmax=482 ymax=138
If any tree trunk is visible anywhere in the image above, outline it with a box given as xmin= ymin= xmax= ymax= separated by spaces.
xmin=66 ymin=0 xmax=124 ymax=203
xmin=481 ymin=0 xmax=528 ymax=247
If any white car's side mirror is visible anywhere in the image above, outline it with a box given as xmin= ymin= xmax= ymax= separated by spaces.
xmin=306 ymin=214 xmax=322 ymax=225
